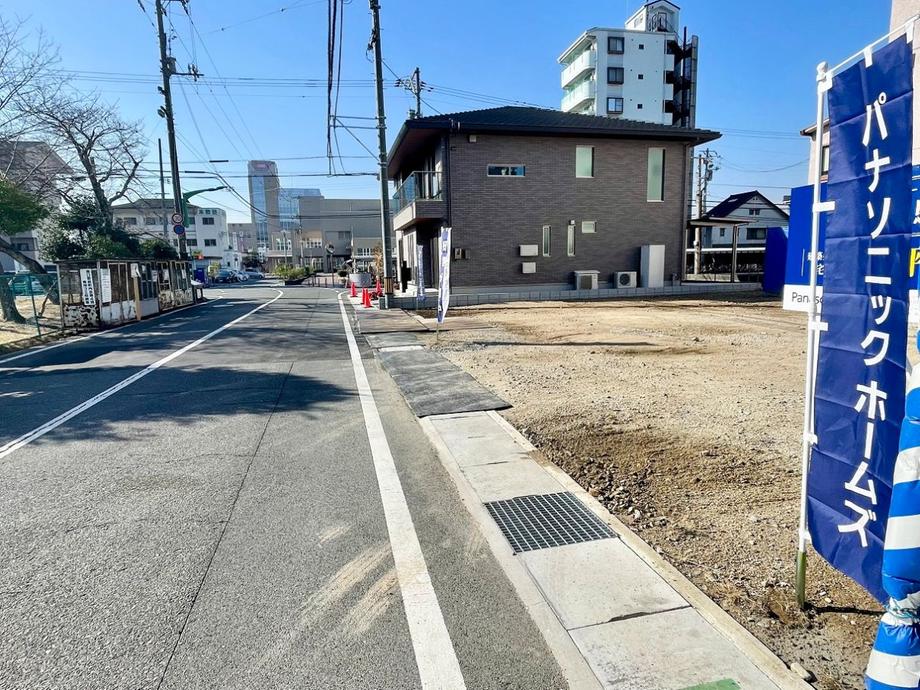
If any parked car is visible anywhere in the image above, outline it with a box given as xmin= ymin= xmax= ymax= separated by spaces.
xmin=230 ymin=269 xmax=249 ymax=282
xmin=214 ymin=269 xmax=239 ymax=283
xmin=241 ymin=269 xmax=264 ymax=280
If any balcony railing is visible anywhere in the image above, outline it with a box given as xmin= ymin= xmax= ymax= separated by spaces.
xmin=561 ymin=79 xmax=596 ymax=112
xmin=392 ymin=170 xmax=443 ymax=213
xmin=560 ymin=49 xmax=596 ymax=87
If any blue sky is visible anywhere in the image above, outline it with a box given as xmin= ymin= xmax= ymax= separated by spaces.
xmin=0 ymin=0 xmax=892 ymax=222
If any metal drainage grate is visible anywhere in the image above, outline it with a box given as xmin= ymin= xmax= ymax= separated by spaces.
xmin=484 ymin=492 xmax=615 ymax=554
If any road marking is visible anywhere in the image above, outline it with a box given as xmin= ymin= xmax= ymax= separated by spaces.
xmin=337 ymin=295 xmax=466 ymax=689
xmin=0 ymin=290 xmax=283 ymax=460
xmin=0 ymin=297 xmax=225 ymax=367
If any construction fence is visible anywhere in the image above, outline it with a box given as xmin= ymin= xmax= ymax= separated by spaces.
xmin=58 ymin=259 xmax=194 ymax=330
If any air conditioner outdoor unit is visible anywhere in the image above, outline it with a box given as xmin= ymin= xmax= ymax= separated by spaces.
xmin=615 ymin=271 xmax=637 ymax=288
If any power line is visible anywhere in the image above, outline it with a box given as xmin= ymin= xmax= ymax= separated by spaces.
xmin=205 ymin=0 xmax=325 ymax=35
xmin=185 ymin=12 xmax=262 ymax=156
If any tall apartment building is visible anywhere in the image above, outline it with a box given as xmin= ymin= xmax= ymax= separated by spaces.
xmin=558 ymin=0 xmax=697 ymax=127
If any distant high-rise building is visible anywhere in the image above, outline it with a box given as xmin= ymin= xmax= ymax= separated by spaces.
xmin=247 ymin=161 xmax=323 ymax=248
xmin=247 ymin=160 xmax=281 ymax=249
xmin=278 ymin=187 xmax=321 ymax=232
xmin=558 ymin=0 xmax=698 ymax=127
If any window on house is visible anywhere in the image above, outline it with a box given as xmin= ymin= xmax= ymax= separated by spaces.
xmin=638 ymin=43 xmax=645 ymax=50
xmin=607 ymin=97 xmax=624 ymax=114
xmin=204 ymin=239 xmax=217 ymax=247
xmin=567 ymin=224 xmax=576 ymax=256
xmin=186 ymin=239 xmax=198 ymax=247
xmin=487 ymin=164 xmax=525 ymax=177
xmin=607 ymin=67 xmax=624 ymax=84
xmin=145 ymin=216 xmax=157 ymax=225
xmin=637 ymin=103 xmax=644 ymax=110
xmin=748 ymin=208 xmax=761 ymax=216
xmin=608 ymin=36 xmax=625 ymax=54
xmin=122 ymin=217 xmax=138 ymax=226
xmin=581 ymin=220 xmax=596 ymax=234
xmin=542 ymin=225 xmax=551 ymax=256
xmin=821 ymin=144 xmax=830 ymax=175
xmin=638 ymin=74 xmax=644 ymax=80
xmin=748 ymin=228 xmax=767 ymax=241
xmin=576 ymin=145 xmax=594 ymax=178
xmin=202 ymin=217 xmax=215 ymax=225
xmin=647 ymin=147 xmax=665 ymax=202
xmin=719 ymin=228 xmax=726 ymax=238
xmin=188 ymin=216 xmax=195 ymax=225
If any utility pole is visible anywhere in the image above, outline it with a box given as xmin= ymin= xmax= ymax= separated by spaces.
xmin=155 ymin=0 xmax=201 ymax=259
xmin=412 ymin=67 xmax=422 ymax=117
xmin=155 ymin=0 xmax=186 ymax=258
xmin=158 ymin=138 xmax=167 ymax=241
xmin=369 ymin=0 xmax=394 ymax=308
xmin=692 ymin=148 xmax=719 ymax=276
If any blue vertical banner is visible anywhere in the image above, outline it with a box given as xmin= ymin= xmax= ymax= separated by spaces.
xmin=437 ymin=226 xmax=451 ymax=325
xmin=807 ymin=37 xmax=914 ymax=603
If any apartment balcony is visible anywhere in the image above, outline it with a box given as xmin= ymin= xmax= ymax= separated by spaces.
xmin=561 ymin=79 xmax=596 ymax=113
xmin=560 ymin=49 xmax=596 ymax=88
xmin=391 ymin=170 xmax=444 ymax=232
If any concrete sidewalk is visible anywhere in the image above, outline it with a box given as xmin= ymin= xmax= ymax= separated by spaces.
xmin=421 ymin=411 xmax=810 ymax=690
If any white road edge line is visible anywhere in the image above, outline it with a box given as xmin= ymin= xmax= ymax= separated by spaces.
xmin=0 ymin=290 xmax=283 ymax=460
xmin=0 ymin=296 xmax=225 ymax=367
xmin=337 ymin=294 xmax=466 ymax=690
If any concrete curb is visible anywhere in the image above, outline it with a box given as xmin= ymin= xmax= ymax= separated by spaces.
xmin=486 ymin=410 xmax=813 ymax=690
xmin=418 ymin=415 xmax=604 ymax=690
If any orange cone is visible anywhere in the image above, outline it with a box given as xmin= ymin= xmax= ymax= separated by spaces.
xmin=350 ymin=281 xmax=357 ymax=298
xmin=362 ymin=288 xmax=371 ymax=308
xmin=375 ymin=278 xmax=382 ymax=298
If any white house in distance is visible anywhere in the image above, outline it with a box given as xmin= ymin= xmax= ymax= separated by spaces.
xmin=558 ymin=0 xmax=698 ymax=127
xmin=112 ymin=200 xmax=241 ymax=271
xmin=687 ymin=190 xmax=789 ymax=280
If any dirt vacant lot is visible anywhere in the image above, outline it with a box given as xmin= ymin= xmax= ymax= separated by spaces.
xmin=426 ymin=293 xmax=881 ymax=690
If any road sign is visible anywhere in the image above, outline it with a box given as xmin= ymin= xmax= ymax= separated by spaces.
xmin=173 ymin=224 xmax=185 ymax=235
xmin=170 ymin=212 xmax=183 ymax=224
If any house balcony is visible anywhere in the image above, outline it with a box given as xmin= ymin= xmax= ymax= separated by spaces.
xmin=560 ymin=49 xmax=596 ymax=88
xmin=561 ymin=79 xmax=596 ymax=113
xmin=391 ymin=170 xmax=445 ymax=232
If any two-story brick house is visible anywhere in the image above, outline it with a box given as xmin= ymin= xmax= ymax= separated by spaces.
xmin=387 ymin=106 xmax=719 ymax=293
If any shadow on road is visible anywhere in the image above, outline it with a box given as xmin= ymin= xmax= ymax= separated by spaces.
xmin=1 ymin=363 xmax=353 ymax=446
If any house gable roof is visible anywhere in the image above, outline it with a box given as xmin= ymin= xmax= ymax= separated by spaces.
xmin=388 ymin=106 xmax=720 ymax=176
xmin=701 ymin=190 xmax=790 ymax=222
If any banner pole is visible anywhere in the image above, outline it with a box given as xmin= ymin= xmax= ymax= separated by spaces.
xmin=796 ymin=60 xmax=830 ymax=611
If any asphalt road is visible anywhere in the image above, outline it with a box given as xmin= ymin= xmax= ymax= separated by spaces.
xmin=0 ymin=285 xmax=565 ymax=689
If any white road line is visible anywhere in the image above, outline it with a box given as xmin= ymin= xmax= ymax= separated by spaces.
xmin=0 ymin=297 xmax=225 ymax=367
xmin=0 ymin=290 xmax=283 ymax=460
xmin=337 ymin=295 xmax=466 ymax=689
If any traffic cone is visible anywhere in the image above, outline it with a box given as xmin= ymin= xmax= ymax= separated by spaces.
xmin=350 ymin=281 xmax=357 ymax=298
xmin=362 ymin=288 xmax=371 ymax=308
xmin=375 ymin=278 xmax=382 ymax=298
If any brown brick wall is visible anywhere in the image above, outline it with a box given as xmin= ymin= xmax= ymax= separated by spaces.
xmin=445 ymin=133 xmax=690 ymax=288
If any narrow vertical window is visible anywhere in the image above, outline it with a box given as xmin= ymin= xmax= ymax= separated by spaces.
xmin=567 ymin=223 xmax=575 ymax=256
xmin=647 ymin=147 xmax=665 ymax=201
xmin=576 ymin=145 xmax=594 ymax=178
xmin=542 ymin=225 xmax=551 ymax=256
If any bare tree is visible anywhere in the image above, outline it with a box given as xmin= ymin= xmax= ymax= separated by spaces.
xmin=0 ymin=19 xmax=67 ymax=275
xmin=25 ymin=90 xmax=146 ymax=233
